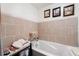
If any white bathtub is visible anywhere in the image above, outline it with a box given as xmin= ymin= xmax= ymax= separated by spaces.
xmin=32 ymin=40 xmax=74 ymax=56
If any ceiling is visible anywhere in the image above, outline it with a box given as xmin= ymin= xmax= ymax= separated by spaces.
xmin=31 ymin=3 xmax=52 ymax=9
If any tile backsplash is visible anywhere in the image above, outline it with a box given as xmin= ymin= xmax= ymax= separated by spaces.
xmin=1 ymin=14 xmax=38 ymax=49
xmin=38 ymin=17 xmax=78 ymax=46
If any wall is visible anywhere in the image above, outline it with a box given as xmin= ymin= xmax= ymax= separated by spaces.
xmin=0 ymin=5 xmax=2 ymax=55
xmin=38 ymin=17 xmax=78 ymax=46
xmin=0 ymin=3 xmax=79 ymax=48
xmin=38 ymin=3 xmax=79 ymax=46
xmin=1 ymin=14 xmax=38 ymax=49
xmin=78 ymin=4 xmax=79 ymax=46
xmin=39 ymin=3 xmax=78 ymax=22
xmin=1 ymin=3 xmax=39 ymax=49
xmin=1 ymin=3 xmax=39 ymax=22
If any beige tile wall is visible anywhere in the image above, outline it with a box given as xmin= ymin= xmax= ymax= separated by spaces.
xmin=1 ymin=14 xmax=38 ymax=48
xmin=1 ymin=14 xmax=78 ymax=49
xmin=38 ymin=17 xmax=78 ymax=47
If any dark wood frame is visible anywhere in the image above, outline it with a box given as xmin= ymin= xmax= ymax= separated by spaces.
xmin=52 ymin=7 xmax=61 ymax=17
xmin=44 ymin=9 xmax=50 ymax=18
xmin=63 ymin=4 xmax=74 ymax=16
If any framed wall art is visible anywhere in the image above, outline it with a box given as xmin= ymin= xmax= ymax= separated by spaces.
xmin=63 ymin=4 xmax=74 ymax=16
xmin=52 ymin=7 xmax=61 ymax=17
xmin=44 ymin=9 xmax=50 ymax=18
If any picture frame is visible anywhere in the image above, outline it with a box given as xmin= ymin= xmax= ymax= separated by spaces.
xmin=44 ymin=9 xmax=50 ymax=18
xmin=63 ymin=4 xmax=74 ymax=16
xmin=52 ymin=7 xmax=61 ymax=17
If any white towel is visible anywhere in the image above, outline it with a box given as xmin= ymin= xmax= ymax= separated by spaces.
xmin=12 ymin=39 xmax=28 ymax=48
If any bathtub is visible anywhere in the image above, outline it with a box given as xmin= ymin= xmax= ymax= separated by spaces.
xmin=32 ymin=40 xmax=75 ymax=56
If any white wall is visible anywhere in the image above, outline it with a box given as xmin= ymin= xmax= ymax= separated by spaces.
xmin=1 ymin=3 xmax=39 ymax=22
xmin=39 ymin=3 xmax=79 ymax=22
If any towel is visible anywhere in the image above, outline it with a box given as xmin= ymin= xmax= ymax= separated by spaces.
xmin=12 ymin=39 xmax=28 ymax=48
